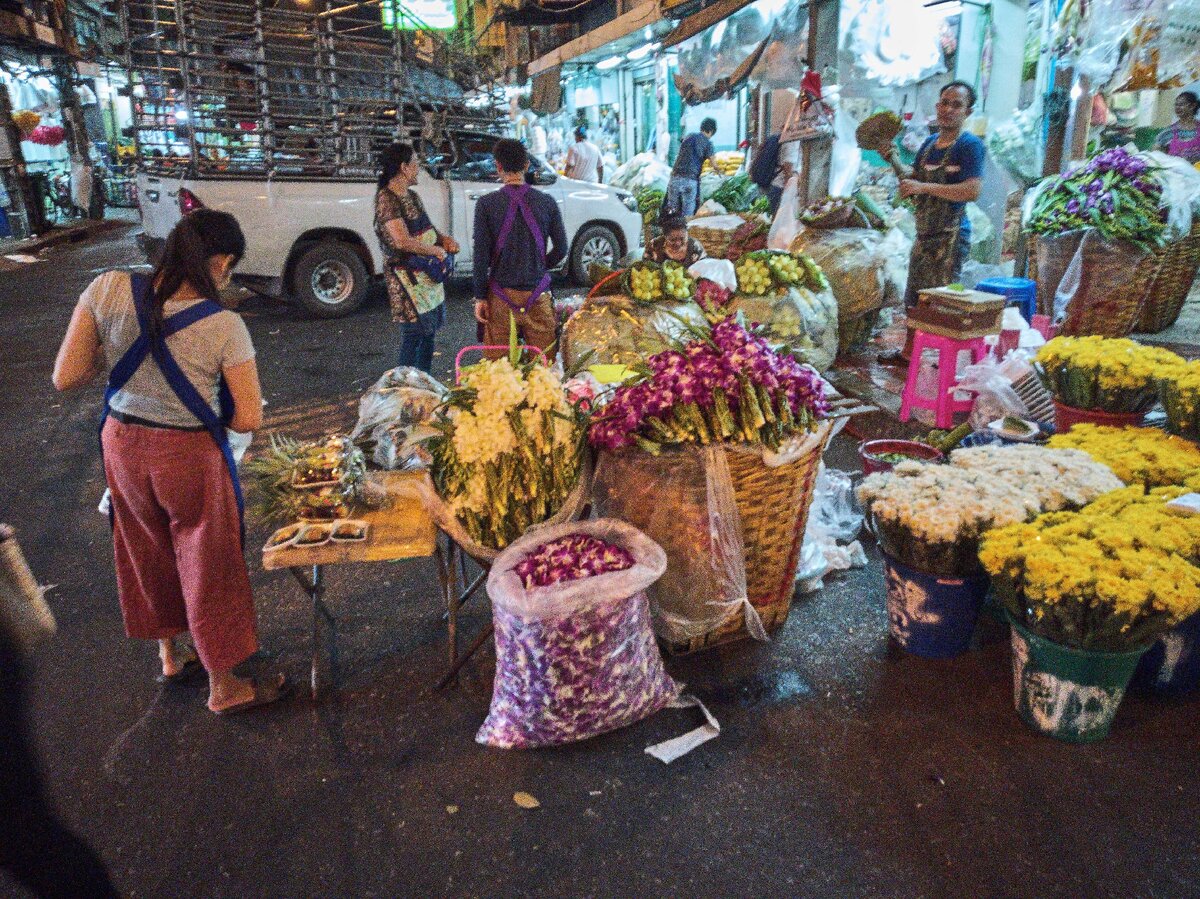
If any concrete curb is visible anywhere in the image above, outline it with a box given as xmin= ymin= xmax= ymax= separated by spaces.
xmin=0 ymin=218 xmax=129 ymax=256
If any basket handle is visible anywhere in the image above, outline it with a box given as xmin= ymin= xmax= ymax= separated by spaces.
xmin=454 ymin=345 xmax=548 ymax=383
xmin=587 ymin=269 xmax=626 ymax=299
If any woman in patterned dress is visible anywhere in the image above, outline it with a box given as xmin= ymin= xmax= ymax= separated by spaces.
xmin=375 ymin=142 xmax=460 ymax=372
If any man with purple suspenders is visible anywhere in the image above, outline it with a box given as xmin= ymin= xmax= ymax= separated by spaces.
xmin=472 ymin=139 xmax=568 ymax=359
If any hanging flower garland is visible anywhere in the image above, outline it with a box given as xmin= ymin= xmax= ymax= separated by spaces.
xmin=11 ymin=110 xmax=40 ymax=137
xmin=28 ymin=125 xmax=66 ymax=147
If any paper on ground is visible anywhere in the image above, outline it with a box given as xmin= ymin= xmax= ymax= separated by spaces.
xmin=645 ymin=693 xmax=720 ymax=764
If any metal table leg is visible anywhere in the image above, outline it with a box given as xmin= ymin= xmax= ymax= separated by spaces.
xmin=290 ymin=564 xmax=335 ymax=701
xmin=434 ymin=534 xmax=492 ymax=687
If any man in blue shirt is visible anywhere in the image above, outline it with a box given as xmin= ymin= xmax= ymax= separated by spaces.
xmin=666 ymin=118 xmax=717 ymax=217
xmin=879 ymin=81 xmax=986 ymax=362
xmin=472 ymin=139 xmax=568 ymax=358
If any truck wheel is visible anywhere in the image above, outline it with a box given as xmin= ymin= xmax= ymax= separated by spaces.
xmin=569 ymin=224 xmax=620 ymax=285
xmin=292 ymin=240 xmax=369 ymax=318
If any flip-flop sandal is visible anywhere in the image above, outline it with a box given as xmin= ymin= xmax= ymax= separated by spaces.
xmin=213 ymin=673 xmax=290 ymax=717
xmin=156 ymin=656 xmax=206 ymax=687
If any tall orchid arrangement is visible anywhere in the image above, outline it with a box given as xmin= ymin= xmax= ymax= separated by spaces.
xmin=1027 ymin=148 xmax=1167 ymax=250
xmin=588 ymin=317 xmax=828 ymax=454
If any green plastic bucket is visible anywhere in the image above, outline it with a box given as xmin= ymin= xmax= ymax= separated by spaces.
xmin=1008 ymin=615 xmax=1149 ymax=744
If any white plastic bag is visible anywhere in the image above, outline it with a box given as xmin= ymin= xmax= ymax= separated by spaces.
xmin=768 ymin=175 xmax=802 ymax=251
xmin=688 ymin=258 xmax=738 ymax=293
xmin=956 ymin=354 xmax=1030 ymax=430
xmin=829 ymin=92 xmax=862 ymax=199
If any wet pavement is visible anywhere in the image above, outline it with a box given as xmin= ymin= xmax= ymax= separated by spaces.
xmin=3 ymin=225 xmax=1199 ymax=897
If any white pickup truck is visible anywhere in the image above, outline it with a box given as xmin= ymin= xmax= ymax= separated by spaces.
xmin=136 ymin=132 xmax=643 ymax=318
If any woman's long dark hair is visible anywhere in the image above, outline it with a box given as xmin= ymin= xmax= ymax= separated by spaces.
xmin=150 ymin=209 xmax=245 ymax=339
xmin=377 ymin=142 xmax=416 ymax=189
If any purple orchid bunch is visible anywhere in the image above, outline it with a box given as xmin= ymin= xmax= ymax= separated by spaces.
xmin=515 ymin=533 xmax=635 ymax=588
xmin=589 ymin=317 xmax=828 ymax=454
xmin=1028 ymin=147 xmax=1166 ymax=250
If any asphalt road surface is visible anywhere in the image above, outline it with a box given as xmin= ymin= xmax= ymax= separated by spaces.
xmin=2 ymin=224 xmax=1198 ymax=898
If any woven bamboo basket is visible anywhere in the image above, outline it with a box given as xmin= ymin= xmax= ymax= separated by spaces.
xmin=666 ymin=426 xmax=831 ymax=655
xmin=1027 ymin=234 xmax=1159 ymax=337
xmin=690 ymin=225 xmax=738 ymax=259
xmin=1136 ymin=221 xmax=1200 ymax=333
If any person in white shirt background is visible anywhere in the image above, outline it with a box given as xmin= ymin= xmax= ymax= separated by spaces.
xmin=565 ymin=127 xmax=603 ymax=183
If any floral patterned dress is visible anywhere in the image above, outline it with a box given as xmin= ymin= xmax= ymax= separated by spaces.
xmin=374 ymin=187 xmax=445 ymax=324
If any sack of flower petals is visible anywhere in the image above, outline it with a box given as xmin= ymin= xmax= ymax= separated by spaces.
xmin=479 ymin=520 xmax=677 ymax=750
xmin=514 ymin=534 xmax=635 ymax=589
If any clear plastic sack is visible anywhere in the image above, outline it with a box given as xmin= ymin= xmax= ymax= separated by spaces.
xmin=351 ymin=366 xmax=448 ymax=443
xmin=728 ymin=284 xmax=839 ymax=372
xmin=956 ymin=354 xmax=1030 ymax=430
xmin=791 ymin=227 xmax=886 ymax=320
xmin=561 ymin=296 xmax=708 ymax=370
xmin=1145 ymin=150 xmax=1200 ymax=241
xmin=768 ymin=174 xmax=802 ymax=250
xmin=479 ymin=518 xmax=679 ymax=749
xmin=593 ymin=445 xmax=766 ymax=645
xmin=689 ymin=258 xmax=738 ymax=293
xmin=809 ymin=466 xmax=863 ymax=543
xmin=1051 ymin=231 xmax=1149 ymax=332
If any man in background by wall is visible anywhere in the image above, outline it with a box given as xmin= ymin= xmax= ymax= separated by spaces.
xmin=565 ymin=127 xmax=603 ymax=183
xmin=665 ymin=117 xmax=717 ymax=217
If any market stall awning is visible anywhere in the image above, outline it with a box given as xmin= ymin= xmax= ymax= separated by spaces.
xmin=661 ymin=0 xmax=760 ymax=48
xmin=494 ymin=0 xmax=608 ymax=27
xmin=527 ymin=0 xmax=664 ymax=76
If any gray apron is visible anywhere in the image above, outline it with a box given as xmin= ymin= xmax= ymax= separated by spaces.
xmin=903 ymin=136 xmax=971 ymax=307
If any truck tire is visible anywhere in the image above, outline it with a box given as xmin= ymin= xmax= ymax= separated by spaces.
xmin=291 ymin=240 xmax=370 ymax=318
xmin=569 ymin=224 xmax=620 ymax=285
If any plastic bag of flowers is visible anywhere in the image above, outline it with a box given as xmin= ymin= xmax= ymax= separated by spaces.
xmin=589 ymin=317 xmax=832 ymax=647
xmin=979 ymin=487 xmax=1200 ymax=741
xmin=561 ymin=295 xmax=708 ymax=371
xmin=477 ymin=519 xmax=679 ymax=749
xmin=419 ymin=351 xmax=591 ymax=561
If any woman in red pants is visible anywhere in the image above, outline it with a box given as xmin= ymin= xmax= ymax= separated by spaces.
xmin=53 ymin=209 xmax=287 ymax=715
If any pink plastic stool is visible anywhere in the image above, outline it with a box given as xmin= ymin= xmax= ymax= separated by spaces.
xmin=899 ymin=331 xmax=990 ymax=429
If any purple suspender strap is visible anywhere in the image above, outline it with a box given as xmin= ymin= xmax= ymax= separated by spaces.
xmin=489 ymin=184 xmax=553 ymax=313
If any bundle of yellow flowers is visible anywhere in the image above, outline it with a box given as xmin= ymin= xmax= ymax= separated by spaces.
xmin=1047 ymin=424 xmax=1200 ymax=488
xmin=1159 ymin=361 xmax=1200 ymax=442
xmin=1035 ymin=336 xmax=1184 ymax=413
xmin=979 ymin=487 xmax=1200 ymax=651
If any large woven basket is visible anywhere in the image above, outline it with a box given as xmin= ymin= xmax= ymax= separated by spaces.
xmin=1027 ymin=233 xmax=1159 ymax=337
xmin=666 ymin=426 xmax=831 ymax=655
xmin=1136 ymin=221 xmax=1200 ymax=333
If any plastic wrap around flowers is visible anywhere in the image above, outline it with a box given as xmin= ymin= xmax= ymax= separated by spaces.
xmin=514 ymin=534 xmax=635 ymax=589
xmin=1027 ymin=148 xmax=1167 ymax=249
xmin=588 ymin=317 xmax=828 ymax=454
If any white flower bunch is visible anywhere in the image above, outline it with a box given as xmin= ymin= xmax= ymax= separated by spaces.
xmin=948 ymin=445 xmax=1123 ymax=512
xmin=858 ymin=462 xmax=1040 ymax=544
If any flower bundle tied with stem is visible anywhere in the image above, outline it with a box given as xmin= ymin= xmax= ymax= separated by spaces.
xmin=1035 ymin=335 xmax=1184 ymax=414
xmin=587 ymin=316 xmax=829 ymax=455
xmin=1027 ymin=147 xmax=1168 ymax=250
xmin=428 ymin=318 xmax=589 ymax=550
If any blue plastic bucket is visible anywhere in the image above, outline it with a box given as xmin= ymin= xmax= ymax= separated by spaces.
xmin=976 ymin=277 xmax=1037 ymax=323
xmin=882 ymin=554 xmax=989 ymax=658
xmin=1131 ymin=610 xmax=1200 ymax=696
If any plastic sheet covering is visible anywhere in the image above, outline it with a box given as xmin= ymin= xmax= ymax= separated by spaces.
xmin=791 ymin=227 xmax=887 ymax=320
xmin=878 ymin=224 xmax=914 ymax=307
xmin=795 ymin=465 xmax=869 ymax=595
xmin=561 ymin=296 xmax=708 ymax=370
xmin=728 ymin=284 xmax=839 ymax=372
xmin=956 ymin=355 xmax=1030 ymax=430
xmin=593 ymin=445 xmax=767 ymax=644
xmin=478 ymin=519 xmax=679 ymax=749
xmin=768 ymin=175 xmax=802 ymax=250
xmin=1144 ymin=151 xmax=1200 ymax=241
xmin=987 ymin=105 xmax=1045 ymax=187
xmin=749 ymin=0 xmax=809 ymax=90
xmin=675 ymin=2 xmax=770 ymax=99
xmin=610 ymin=152 xmax=673 ymax=192
xmin=689 ymin=258 xmax=738 ymax=293
xmin=351 ymin=366 xmax=448 ymax=471
xmin=1050 ymin=231 xmax=1149 ymax=327
xmin=839 ymin=0 xmax=947 ymax=87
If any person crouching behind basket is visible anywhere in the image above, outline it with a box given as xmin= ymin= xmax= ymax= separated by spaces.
xmin=52 ymin=209 xmax=288 ymax=716
xmin=645 ymin=214 xmax=707 ymax=267
xmin=472 ymin=138 xmax=568 ymax=359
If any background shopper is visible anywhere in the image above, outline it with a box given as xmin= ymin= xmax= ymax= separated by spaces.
xmin=666 ymin=118 xmax=717 ymax=217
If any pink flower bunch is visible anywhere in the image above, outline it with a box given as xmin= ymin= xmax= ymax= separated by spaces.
xmin=589 ymin=318 xmax=828 ymax=452
xmin=515 ymin=533 xmax=635 ymax=588
xmin=693 ymin=278 xmax=733 ymax=316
